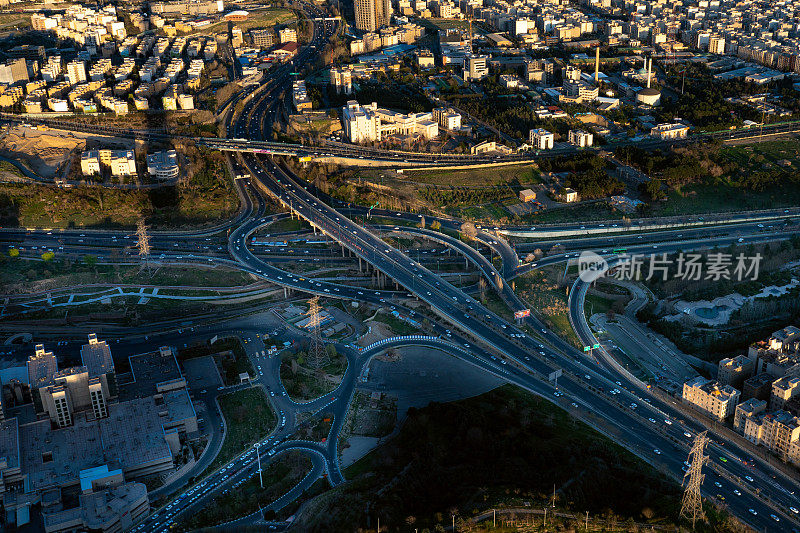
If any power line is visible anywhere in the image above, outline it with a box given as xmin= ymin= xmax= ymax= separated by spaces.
xmin=136 ymin=217 xmax=151 ymax=275
xmin=680 ymin=430 xmax=709 ymax=529
xmin=306 ymin=296 xmax=327 ymax=369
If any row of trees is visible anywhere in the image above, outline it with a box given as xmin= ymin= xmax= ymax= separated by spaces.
xmin=417 ymin=185 xmax=509 ymax=207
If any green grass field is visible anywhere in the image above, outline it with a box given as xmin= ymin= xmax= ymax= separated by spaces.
xmin=208 ymin=388 xmax=276 ymax=474
xmin=404 ymin=163 xmax=541 ymax=187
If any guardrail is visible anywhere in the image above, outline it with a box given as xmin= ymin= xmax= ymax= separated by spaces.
xmin=503 ymin=209 xmax=800 ymax=238
xmin=359 ymin=335 xmax=468 ymax=354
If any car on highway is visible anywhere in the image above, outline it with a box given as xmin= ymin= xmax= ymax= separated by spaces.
xmin=653 ymin=448 xmax=661 ymax=455
xmin=744 ymin=475 xmax=754 ymax=482
xmin=748 ymin=509 xmax=757 ymax=516
xmin=790 ymin=506 xmax=798 ymax=514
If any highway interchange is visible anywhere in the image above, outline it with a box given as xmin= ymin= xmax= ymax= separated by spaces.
xmin=3 ymin=7 xmax=800 ymax=531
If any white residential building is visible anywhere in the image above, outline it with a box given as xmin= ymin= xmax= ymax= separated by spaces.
xmin=529 ymin=128 xmax=554 ymax=150
xmin=65 ymin=60 xmax=87 ymax=86
xmin=278 ymin=27 xmax=297 ymax=43
xmin=568 ymin=129 xmax=593 ymax=147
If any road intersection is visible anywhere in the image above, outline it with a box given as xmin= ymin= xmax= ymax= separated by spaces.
xmin=4 ymin=7 xmax=800 ymax=529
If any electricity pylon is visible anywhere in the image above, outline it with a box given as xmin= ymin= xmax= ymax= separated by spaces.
xmin=136 ymin=217 xmax=151 ymax=274
xmin=306 ymin=297 xmax=327 ymax=369
xmin=680 ymin=430 xmax=709 ymax=529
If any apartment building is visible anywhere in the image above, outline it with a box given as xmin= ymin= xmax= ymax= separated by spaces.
xmin=529 ymin=128 xmax=555 ymax=150
xmin=432 ymin=107 xmax=462 ymax=131
xmin=65 ymin=60 xmax=87 ymax=86
xmin=0 ymin=59 xmax=29 ymax=85
xmin=682 ymin=376 xmax=741 ymax=421
xmin=250 ymin=29 xmax=275 ymax=49
xmin=771 ymin=376 xmax=800 ymax=411
xmin=355 ymin=0 xmax=391 ymax=32
xmin=568 ymin=129 xmax=593 ymax=147
xmin=329 ymin=67 xmax=353 ymax=95
xmin=734 ymin=398 xmax=767 ymax=435
xmin=150 ymin=0 xmax=224 ymax=16
xmin=747 ymin=326 xmax=800 ymax=378
xmin=80 ymin=150 xmax=136 ymax=178
xmin=278 ymin=27 xmax=297 ymax=43
xmin=717 ymin=354 xmax=754 ymax=389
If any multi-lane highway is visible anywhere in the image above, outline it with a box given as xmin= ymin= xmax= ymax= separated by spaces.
xmin=230 ymin=154 xmax=800 ymax=530
xmin=5 ymin=4 xmax=800 ymax=527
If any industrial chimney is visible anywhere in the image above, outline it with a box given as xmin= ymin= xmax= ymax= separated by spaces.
xmin=595 ymin=46 xmax=600 ymax=82
xmin=646 ymin=57 xmax=652 ymax=88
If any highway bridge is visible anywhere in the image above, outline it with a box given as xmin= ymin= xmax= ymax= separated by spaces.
xmin=4 ymin=5 xmax=800 ymax=530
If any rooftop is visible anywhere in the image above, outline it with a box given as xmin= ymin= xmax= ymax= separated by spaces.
xmin=15 ymin=397 xmax=172 ymax=492
xmin=126 ymin=347 xmax=182 ymax=399
xmin=80 ymin=334 xmax=115 ymax=377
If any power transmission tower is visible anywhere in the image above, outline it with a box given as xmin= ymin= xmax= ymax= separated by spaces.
xmin=305 ymin=297 xmax=327 ymax=369
xmin=680 ymin=430 xmax=709 ymax=529
xmin=136 ymin=217 xmax=151 ymax=275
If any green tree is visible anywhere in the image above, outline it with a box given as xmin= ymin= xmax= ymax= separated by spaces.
xmin=41 ymin=251 xmax=55 ymax=261
xmin=8 ymin=248 xmax=19 ymax=258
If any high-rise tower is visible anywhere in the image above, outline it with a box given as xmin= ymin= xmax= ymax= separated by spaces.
xmin=354 ymin=0 xmax=391 ymax=32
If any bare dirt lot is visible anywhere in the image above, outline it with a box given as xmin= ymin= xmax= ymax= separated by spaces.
xmin=0 ymin=126 xmax=134 ymax=178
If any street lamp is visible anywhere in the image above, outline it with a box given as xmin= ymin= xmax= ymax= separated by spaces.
xmin=254 ymin=442 xmax=263 ymax=488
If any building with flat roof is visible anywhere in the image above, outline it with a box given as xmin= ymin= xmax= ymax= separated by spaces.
xmin=146 ymin=150 xmax=179 ymax=180
xmin=42 ymin=480 xmax=149 ymax=533
xmin=747 ymin=326 xmax=800 ymax=378
xmin=771 ymin=375 xmax=800 ymax=411
xmin=14 ymin=396 xmax=174 ymax=494
xmin=124 ymin=346 xmax=184 ymax=400
xmin=650 ymin=123 xmax=689 ymax=140
xmin=0 ymin=339 xmax=200 ymax=528
xmin=464 ymin=55 xmax=489 ymax=81
xmin=27 ymin=336 xmax=116 ymax=428
xmin=355 ymin=0 xmax=390 ymax=33
xmin=743 ymin=372 xmax=776 ymax=401
xmin=568 ymin=129 xmax=593 ymax=147
xmin=734 ymin=397 xmax=767 ymax=434
xmin=341 ymin=100 xmax=438 ymax=143
xmin=682 ymin=376 xmax=740 ymax=421
xmin=717 ymin=354 xmax=753 ymax=389
xmin=529 ymin=128 xmax=554 ymax=149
